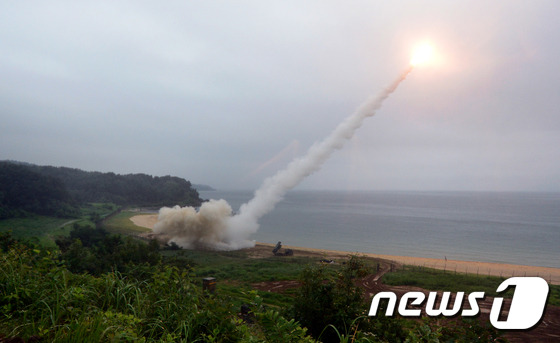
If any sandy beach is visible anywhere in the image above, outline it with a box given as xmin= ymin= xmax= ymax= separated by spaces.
xmin=130 ymin=214 xmax=560 ymax=285
xmin=282 ymin=244 xmax=560 ymax=285
xmin=130 ymin=213 xmax=159 ymax=230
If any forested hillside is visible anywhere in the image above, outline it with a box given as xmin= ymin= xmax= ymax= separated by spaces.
xmin=0 ymin=162 xmax=78 ymax=218
xmin=0 ymin=161 xmax=202 ymax=218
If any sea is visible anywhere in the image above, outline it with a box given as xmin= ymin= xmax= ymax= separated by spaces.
xmin=198 ymin=190 xmax=560 ymax=269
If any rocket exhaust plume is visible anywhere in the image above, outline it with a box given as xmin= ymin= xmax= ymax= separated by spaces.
xmin=155 ymin=67 xmax=414 ymax=250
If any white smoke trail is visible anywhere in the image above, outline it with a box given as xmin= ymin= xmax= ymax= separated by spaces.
xmin=227 ymin=67 xmax=413 ymax=240
xmin=155 ymin=67 xmax=413 ymax=250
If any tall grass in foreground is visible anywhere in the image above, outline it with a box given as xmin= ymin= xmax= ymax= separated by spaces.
xmin=1 ymin=236 xmax=511 ymax=342
xmin=0 ymin=241 xmax=314 ymax=342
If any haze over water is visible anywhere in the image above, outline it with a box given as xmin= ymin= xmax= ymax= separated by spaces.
xmin=200 ymin=190 xmax=560 ymax=268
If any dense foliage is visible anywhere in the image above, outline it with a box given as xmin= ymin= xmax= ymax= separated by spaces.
xmin=33 ymin=164 xmax=202 ymax=207
xmin=0 ymin=161 xmax=202 ymax=219
xmin=0 ymin=229 xmax=510 ymax=342
xmin=55 ymin=224 xmax=161 ymax=276
xmin=292 ymin=256 xmax=408 ymax=343
xmin=0 ymin=234 xmax=315 ymax=342
xmin=0 ymin=162 xmax=78 ymax=218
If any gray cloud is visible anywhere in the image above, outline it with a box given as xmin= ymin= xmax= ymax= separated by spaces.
xmin=1 ymin=0 xmax=559 ymax=191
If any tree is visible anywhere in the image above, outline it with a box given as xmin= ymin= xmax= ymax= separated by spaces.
xmin=56 ymin=225 xmax=161 ymax=276
xmin=292 ymin=257 xmax=368 ymax=342
xmin=0 ymin=162 xmax=78 ymax=218
xmin=292 ymin=256 xmax=409 ymax=343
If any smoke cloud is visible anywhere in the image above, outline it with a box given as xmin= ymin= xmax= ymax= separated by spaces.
xmin=153 ymin=199 xmax=237 ymax=249
xmin=155 ymin=67 xmax=413 ymax=250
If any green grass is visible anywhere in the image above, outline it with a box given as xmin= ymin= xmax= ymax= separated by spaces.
xmin=0 ymin=242 xmax=319 ymax=342
xmin=161 ymin=249 xmax=324 ymax=284
xmin=0 ymin=203 xmax=119 ymax=248
xmin=216 ymin=282 xmax=293 ymax=308
xmin=383 ymin=265 xmax=560 ymax=305
xmin=103 ymin=211 xmax=152 ymax=235
xmin=196 ymin=256 xmax=320 ymax=283
xmin=0 ymin=216 xmax=73 ymax=248
xmin=71 ymin=202 xmax=120 ymax=228
xmin=383 ymin=265 xmax=509 ymax=296
xmin=548 ymin=283 xmax=560 ymax=306
xmin=78 ymin=202 xmax=118 ymax=219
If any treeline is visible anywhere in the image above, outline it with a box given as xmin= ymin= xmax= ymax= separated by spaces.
xmin=55 ymin=224 xmax=161 ymax=276
xmin=0 ymin=161 xmax=202 ymax=218
xmin=0 ymin=162 xmax=77 ymax=218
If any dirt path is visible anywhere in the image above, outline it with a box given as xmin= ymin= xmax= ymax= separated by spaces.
xmin=59 ymin=219 xmax=78 ymax=228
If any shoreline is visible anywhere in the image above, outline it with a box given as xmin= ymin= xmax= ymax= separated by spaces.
xmin=264 ymin=242 xmax=560 ymax=285
xmin=130 ymin=214 xmax=560 ymax=285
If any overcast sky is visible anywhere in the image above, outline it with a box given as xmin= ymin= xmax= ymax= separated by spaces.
xmin=1 ymin=1 xmax=559 ymax=192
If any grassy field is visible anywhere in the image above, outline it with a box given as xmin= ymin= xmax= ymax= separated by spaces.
xmin=107 ymin=215 xmax=560 ymax=308
xmin=159 ymin=249 xmax=338 ymax=308
xmin=0 ymin=203 xmax=119 ymax=247
xmin=103 ymin=210 xmax=152 ymax=235
xmin=0 ymin=216 xmax=74 ymax=247
xmin=1 ymin=208 xmax=555 ymax=341
xmin=77 ymin=202 xmax=119 ymax=224
xmin=161 ymin=249 xmax=331 ymax=283
xmin=384 ymin=264 xmax=560 ymax=306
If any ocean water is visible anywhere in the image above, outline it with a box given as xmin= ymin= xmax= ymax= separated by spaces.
xmin=199 ymin=190 xmax=560 ymax=268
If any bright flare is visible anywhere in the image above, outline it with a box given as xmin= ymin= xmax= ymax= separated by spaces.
xmin=410 ymin=43 xmax=434 ymax=67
